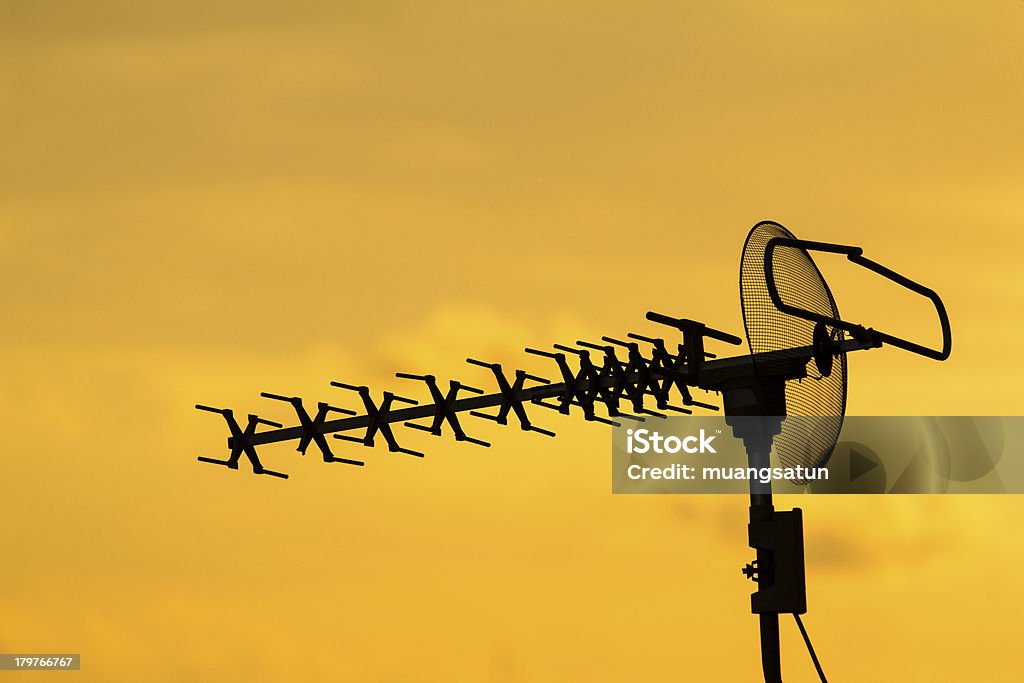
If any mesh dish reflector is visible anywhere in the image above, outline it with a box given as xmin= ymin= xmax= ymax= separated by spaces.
xmin=740 ymin=221 xmax=847 ymax=482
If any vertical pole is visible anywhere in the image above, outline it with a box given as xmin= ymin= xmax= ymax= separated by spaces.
xmin=758 ymin=612 xmax=783 ymax=683
xmin=750 ymin=449 xmax=783 ymax=683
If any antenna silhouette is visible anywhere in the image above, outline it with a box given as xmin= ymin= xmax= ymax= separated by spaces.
xmin=195 ymin=221 xmax=951 ymax=683
xmin=196 ymin=320 xmax=748 ymax=474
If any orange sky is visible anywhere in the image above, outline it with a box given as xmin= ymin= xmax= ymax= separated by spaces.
xmin=2 ymin=1 xmax=1023 ymax=681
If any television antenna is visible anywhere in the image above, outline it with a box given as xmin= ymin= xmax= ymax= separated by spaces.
xmin=195 ymin=220 xmax=951 ymax=682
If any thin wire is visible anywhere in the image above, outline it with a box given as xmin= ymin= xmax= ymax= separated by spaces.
xmin=793 ymin=613 xmax=828 ymax=683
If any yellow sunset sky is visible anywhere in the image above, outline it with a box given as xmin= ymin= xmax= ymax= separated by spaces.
xmin=2 ymin=1 xmax=1023 ymax=681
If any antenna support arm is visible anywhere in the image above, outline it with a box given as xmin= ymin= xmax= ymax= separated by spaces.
xmin=763 ymin=237 xmax=951 ymax=361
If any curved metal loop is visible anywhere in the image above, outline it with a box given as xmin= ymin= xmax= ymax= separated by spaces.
xmin=764 ymin=237 xmax=951 ymax=361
